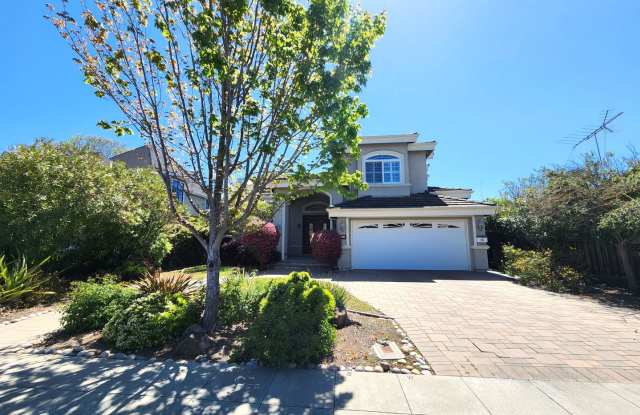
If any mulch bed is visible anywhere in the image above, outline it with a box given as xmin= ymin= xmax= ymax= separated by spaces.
xmin=35 ymin=310 xmax=428 ymax=373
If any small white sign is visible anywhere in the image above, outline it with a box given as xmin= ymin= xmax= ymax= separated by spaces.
xmin=476 ymin=237 xmax=488 ymax=244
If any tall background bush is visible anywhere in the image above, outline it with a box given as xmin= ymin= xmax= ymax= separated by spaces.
xmin=0 ymin=139 xmax=172 ymax=277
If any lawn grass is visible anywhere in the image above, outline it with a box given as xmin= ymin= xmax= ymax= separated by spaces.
xmin=161 ymin=265 xmax=240 ymax=281
xmin=162 ymin=267 xmax=378 ymax=313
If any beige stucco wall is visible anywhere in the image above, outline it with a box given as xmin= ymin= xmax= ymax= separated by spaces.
xmin=356 ymin=143 xmax=427 ymax=197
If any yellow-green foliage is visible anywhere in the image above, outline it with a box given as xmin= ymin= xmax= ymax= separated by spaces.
xmin=503 ymin=245 xmax=585 ymax=292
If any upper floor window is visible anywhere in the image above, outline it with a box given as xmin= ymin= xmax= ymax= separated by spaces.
xmin=364 ymin=155 xmax=401 ymax=184
xmin=171 ymin=179 xmax=185 ymax=203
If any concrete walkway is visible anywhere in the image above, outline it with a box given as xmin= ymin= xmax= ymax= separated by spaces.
xmin=334 ymin=270 xmax=640 ymax=383
xmin=1 ymin=352 xmax=640 ymax=414
xmin=0 ymin=309 xmax=61 ymax=347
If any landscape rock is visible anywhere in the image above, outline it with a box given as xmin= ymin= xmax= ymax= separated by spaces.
xmin=128 ymin=354 xmax=137 ymax=360
xmin=195 ymin=355 xmax=208 ymax=363
xmin=391 ymin=367 xmax=402 ymax=374
xmin=421 ymin=370 xmax=431 ymax=375
xmin=77 ymin=350 xmax=95 ymax=358
xmin=411 ymin=369 xmax=421 ymax=375
xmin=175 ymin=330 xmax=215 ymax=359
xmin=401 ymin=368 xmax=411 ymax=374
xmin=100 ymin=351 xmax=112 ymax=359
xmin=374 ymin=365 xmax=384 ymax=373
xmin=401 ymin=345 xmax=413 ymax=353
xmin=113 ymin=352 xmax=128 ymax=360
xmin=419 ymin=364 xmax=430 ymax=370
xmin=396 ymin=359 xmax=407 ymax=364
xmin=183 ymin=324 xmax=207 ymax=336
xmin=380 ymin=362 xmax=391 ymax=372
xmin=333 ymin=307 xmax=350 ymax=329
xmin=355 ymin=365 xmax=364 ymax=372
xmin=364 ymin=366 xmax=374 ymax=372
xmin=339 ymin=365 xmax=348 ymax=371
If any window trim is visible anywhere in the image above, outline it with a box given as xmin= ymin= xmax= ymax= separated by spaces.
xmin=362 ymin=151 xmax=403 ymax=185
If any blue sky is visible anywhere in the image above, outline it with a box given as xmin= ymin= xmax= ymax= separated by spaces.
xmin=1 ymin=1 xmax=638 ymax=200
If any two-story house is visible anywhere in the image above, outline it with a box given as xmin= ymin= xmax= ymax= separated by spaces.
xmin=111 ymin=145 xmax=208 ymax=215
xmin=271 ymin=133 xmax=496 ymax=271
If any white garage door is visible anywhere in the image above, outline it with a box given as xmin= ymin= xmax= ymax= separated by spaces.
xmin=351 ymin=220 xmax=470 ymax=270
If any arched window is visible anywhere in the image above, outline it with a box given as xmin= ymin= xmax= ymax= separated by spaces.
xmin=364 ymin=154 xmax=401 ymax=184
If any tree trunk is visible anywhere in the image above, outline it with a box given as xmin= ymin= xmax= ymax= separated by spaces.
xmin=201 ymin=246 xmax=222 ymax=332
xmin=616 ymin=240 xmax=638 ymax=292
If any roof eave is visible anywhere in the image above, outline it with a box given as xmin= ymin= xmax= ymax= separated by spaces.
xmin=327 ymin=205 xmax=497 ymax=218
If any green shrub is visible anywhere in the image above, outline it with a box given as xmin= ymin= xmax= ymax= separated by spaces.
xmin=0 ymin=140 xmax=172 ymax=277
xmin=218 ymin=271 xmax=272 ymax=326
xmin=0 ymin=256 xmax=52 ymax=305
xmin=102 ymin=292 xmax=201 ymax=352
xmin=502 ymin=245 xmax=585 ymax=292
xmin=244 ymin=271 xmax=336 ymax=367
xmin=317 ymin=280 xmax=347 ymax=309
xmin=61 ymin=277 xmax=139 ymax=333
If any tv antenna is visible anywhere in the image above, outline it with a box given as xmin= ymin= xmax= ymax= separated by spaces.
xmin=559 ymin=110 xmax=624 ymax=162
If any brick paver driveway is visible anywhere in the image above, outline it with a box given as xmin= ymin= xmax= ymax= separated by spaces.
xmin=334 ymin=270 xmax=640 ymax=383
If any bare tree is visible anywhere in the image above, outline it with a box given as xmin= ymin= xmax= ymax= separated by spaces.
xmin=48 ymin=0 xmax=385 ymax=330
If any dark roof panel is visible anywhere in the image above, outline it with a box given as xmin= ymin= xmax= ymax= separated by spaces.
xmin=334 ymin=192 xmax=494 ymax=209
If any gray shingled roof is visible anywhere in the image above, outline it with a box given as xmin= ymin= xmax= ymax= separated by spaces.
xmin=334 ymin=192 xmax=494 ymax=209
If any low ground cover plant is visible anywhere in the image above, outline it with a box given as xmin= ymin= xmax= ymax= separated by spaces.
xmin=503 ymin=245 xmax=585 ymax=292
xmin=62 ymin=275 xmax=203 ymax=352
xmin=103 ymin=292 xmax=202 ymax=352
xmin=61 ymin=276 xmax=139 ymax=333
xmin=244 ymin=271 xmax=336 ymax=366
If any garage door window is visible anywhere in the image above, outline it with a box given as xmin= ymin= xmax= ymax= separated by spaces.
xmin=358 ymin=224 xmax=378 ymax=229
xmin=437 ymin=224 xmax=460 ymax=229
xmin=410 ymin=223 xmax=432 ymax=229
xmin=383 ymin=223 xmax=404 ymax=229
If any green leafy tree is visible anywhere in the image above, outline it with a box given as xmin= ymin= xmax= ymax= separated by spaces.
xmin=66 ymin=135 xmax=128 ymax=159
xmin=48 ymin=0 xmax=385 ymax=330
xmin=0 ymin=140 xmax=171 ymax=275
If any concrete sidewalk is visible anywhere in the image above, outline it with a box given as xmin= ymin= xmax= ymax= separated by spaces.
xmin=0 ymin=309 xmax=61 ymax=348
xmin=1 ymin=352 xmax=640 ymax=414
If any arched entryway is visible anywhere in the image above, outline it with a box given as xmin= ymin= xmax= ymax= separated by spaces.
xmin=287 ymin=193 xmax=330 ymax=256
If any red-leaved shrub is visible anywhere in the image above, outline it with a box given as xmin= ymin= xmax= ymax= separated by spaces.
xmin=240 ymin=222 xmax=280 ymax=267
xmin=310 ymin=230 xmax=342 ymax=267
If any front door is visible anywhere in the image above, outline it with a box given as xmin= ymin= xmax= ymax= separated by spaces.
xmin=302 ymin=215 xmax=330 ymax=254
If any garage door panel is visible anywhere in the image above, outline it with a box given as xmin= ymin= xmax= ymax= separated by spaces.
xmin=351 ymin=220 xmax=470 ymax=270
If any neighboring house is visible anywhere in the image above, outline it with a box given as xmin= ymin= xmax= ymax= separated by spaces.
xmin=111 ymin=145 xmax=208 ymax=215
xmin=270 ymin=133 xmax=496 ymax=271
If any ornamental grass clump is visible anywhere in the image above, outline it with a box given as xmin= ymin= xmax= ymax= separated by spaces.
xmin=0 ymin=256 xmax=53 ymax=306
xmin=244 ymin=271 xmax=336 ymax=367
